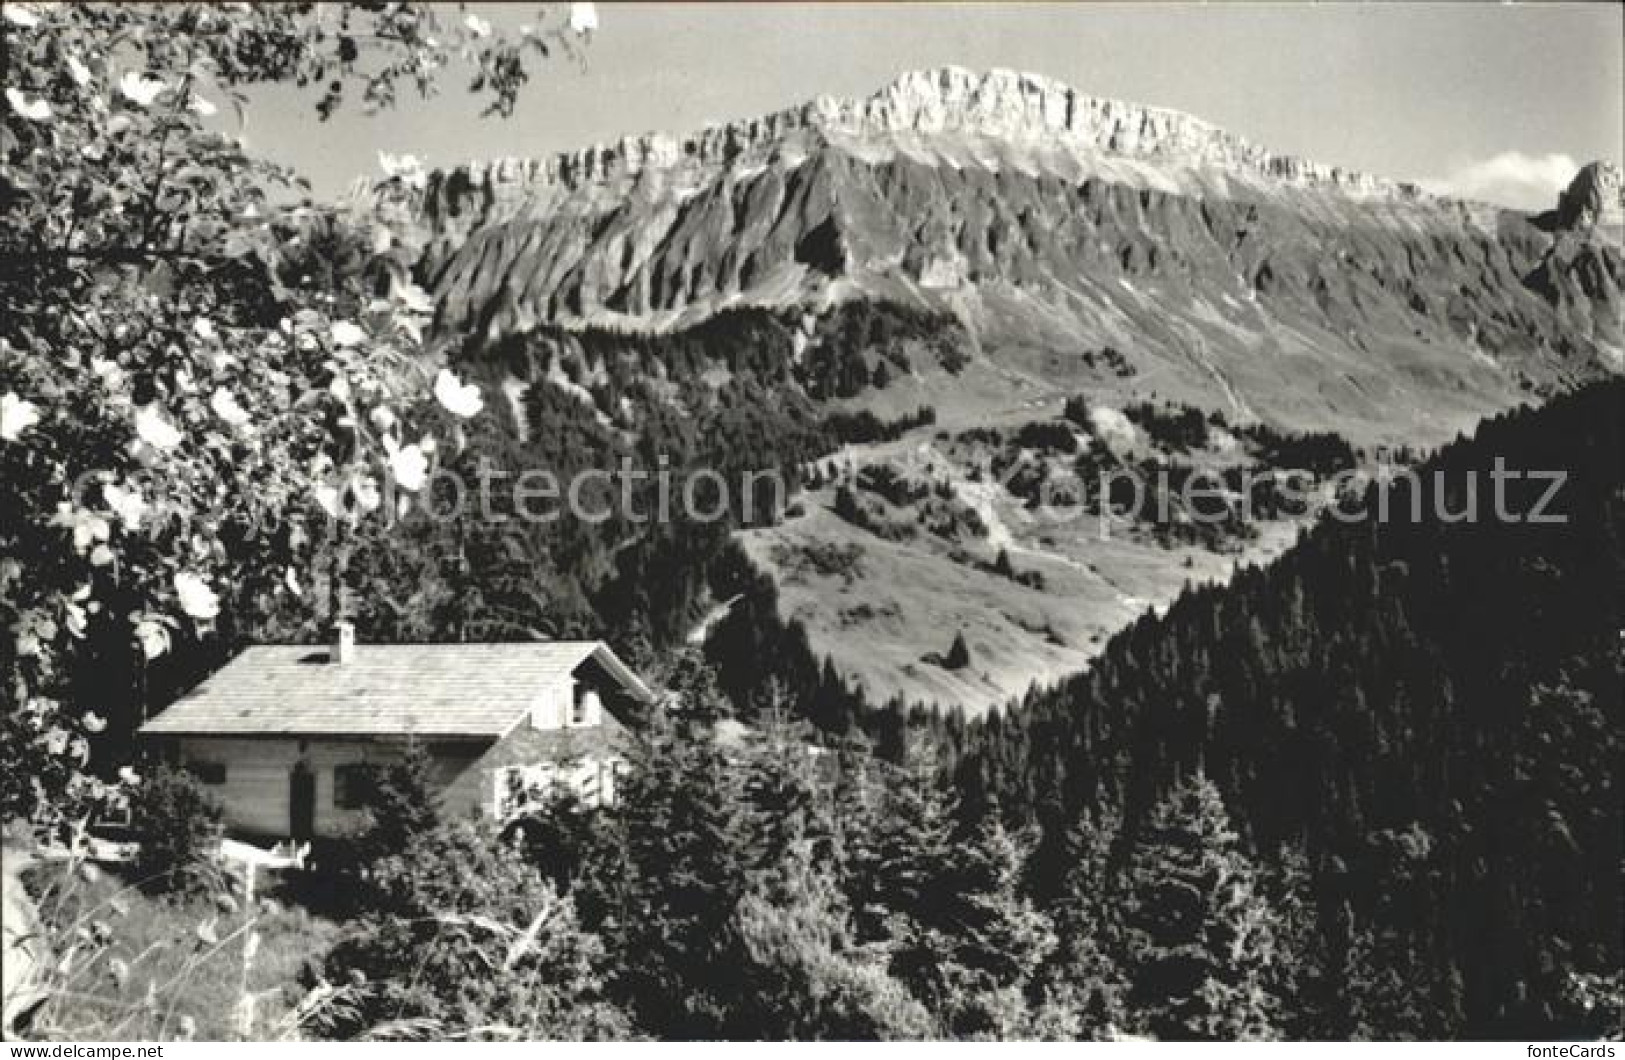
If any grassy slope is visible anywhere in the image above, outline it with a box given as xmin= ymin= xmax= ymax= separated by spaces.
xmin=21 ymin=861 xmax=340 ymax=1041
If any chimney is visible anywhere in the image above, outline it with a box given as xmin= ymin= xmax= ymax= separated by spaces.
xmin=330 ymin=620 xmax=356 ymax=665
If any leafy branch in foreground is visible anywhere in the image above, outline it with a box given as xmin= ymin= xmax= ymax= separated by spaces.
xmin=0 ymin=2 xmax=592 ymax=831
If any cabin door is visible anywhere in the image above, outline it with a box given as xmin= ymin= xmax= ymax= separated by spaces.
xmin=289 ymin=762 xmax=316 ymax=841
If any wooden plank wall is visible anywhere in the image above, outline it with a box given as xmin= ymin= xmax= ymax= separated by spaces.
xmin=176 ymin=736 xmax=486 ymax=839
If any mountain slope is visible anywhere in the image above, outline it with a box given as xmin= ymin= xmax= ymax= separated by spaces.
xmin=408 ymin=67 xmax=1618 ymax=444
xmin=379 ymin=67 xmax=1622 ymax=713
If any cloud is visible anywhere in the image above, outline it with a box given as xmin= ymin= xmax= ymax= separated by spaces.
xmin=1423 ymin=151 xmax=1580 ymax=212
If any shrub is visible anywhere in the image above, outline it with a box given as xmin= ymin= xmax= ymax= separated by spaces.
xmin=319 ymin=820 xmax=629 ymax=1040
xmin=353 ymin=742 xmax=442 ymax=869
xmin=129 ymin=765 xmax=223 ymax=894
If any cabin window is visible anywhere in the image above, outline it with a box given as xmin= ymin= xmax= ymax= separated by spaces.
xmin=185 ymin=760 xmax=226 ymax=785
xmin=571 ymin=685 xmax=601 ymax=727
xmin=334 ymin=763 xmax=375 ymax=810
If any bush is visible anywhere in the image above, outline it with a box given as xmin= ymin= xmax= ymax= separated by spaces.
xmin=129 ymin=765 xmax=223 ymax=894
xmin=353 ymin=742 xmax=442 ymax=869
xmin=319 ymin=820 xmax=630 ymax=1040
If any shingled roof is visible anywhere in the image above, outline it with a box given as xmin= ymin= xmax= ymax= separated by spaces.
xmin=141 ymin=642 xmax=653 ymax=738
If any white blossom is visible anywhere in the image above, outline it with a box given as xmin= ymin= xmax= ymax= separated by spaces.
xmin=330 ymin=321 xmax=366 ymax=348
xmin=173 ymin=572 xmax=220 ymax=621
xmin=5 ymin=88 xmax=52 ymax=123
xmin=209 ymin=387 xmax=252 ymax=428
xmin=118 ymin=71 xmax=167 ymax=107
xmin=102 ymin=482 xmax=149 ymax=529
xmin=384 ymin=436 xmax=430 ymax=492
xmin=352 ymin=476 xmax=381 ymax=512
xmin=134 ymin=404 xmax=183 ymax=450
xmin=3 ymin=5 xmax=41 ymax=28
xmin=134 ymin=618 xmax=171 ymax=660
xmin=50 ymin=504 xmax=111 ymax=553
xmin=192 ymin=317 xmax=217 ymax=341
xmin=67 ymin=54 xmax=92 ymax=87
xmin=434 ymin=368 xmax=484 ymax=418
xmin=1 ymin=392 xmax=41 ymax=441
xmin=90 ymin=357 xmax=124 ymax=387
xmin=464 ymin=12 xmax=492 ymax=38
xmin=188 ymin=94 xmax=218 ymax=117
xmin=313 ymin=482 xmax=344 ymax=520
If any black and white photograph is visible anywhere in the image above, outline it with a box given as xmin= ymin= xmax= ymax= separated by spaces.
xmin=1 ymin=0 xmax=1621 ymax=1045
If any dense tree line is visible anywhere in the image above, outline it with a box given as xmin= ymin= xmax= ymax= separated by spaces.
xmin=310 ymin=657 xmax=1347 ymax=1040
xmin=946 ymin=380 xmax=1624 ymax=1037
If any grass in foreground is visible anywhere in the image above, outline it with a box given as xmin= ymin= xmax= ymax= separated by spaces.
xmin=20 ymin=859 xmax=343 ymax=1041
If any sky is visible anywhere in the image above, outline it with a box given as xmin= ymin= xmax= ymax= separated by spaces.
xmin=242 ymin=2 xmax=1624 ymax=211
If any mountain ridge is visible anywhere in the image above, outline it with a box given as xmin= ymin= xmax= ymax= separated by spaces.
xmin=415 ymin=67 xmax=1502 ymax=211
xmin=397 ymin=67 xmax=1619 ymax=369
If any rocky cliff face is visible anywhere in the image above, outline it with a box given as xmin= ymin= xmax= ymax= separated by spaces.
xmin=418 ymin=67 xmax=1425 ymax=210
xmin=1548 ymin=161 xmax=1624 ymax=233
xmin=393 ymin=68 xmax=1618 ymax=446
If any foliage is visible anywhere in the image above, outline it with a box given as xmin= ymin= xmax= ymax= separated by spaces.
xmin=0 ymin=1 xmax=586 ymax=831
xmin=319 ymin=818 xmax=629 ymax=1041
xmin=728 ymin=839 xmax=932 ymax=1040
xmin=18 ymin=855 xmax=341 ymax=1040
xmin=127 ymin=763 xmax=223 ymax=894
xmin=598 ymin=705 xmax=750 ymax=1038
xmin=824 ymin=405 xmax=936 ymax=445
xmin=351 ymin=742 xmax=442 ymax=871
xmin=927 ymin=816 xmax=1061 ymax=1039
xmin=1122 ymin=775 xmax=1282 ymax=1040
xmin=1046 ymin=807 xmax=1133 ymax=1039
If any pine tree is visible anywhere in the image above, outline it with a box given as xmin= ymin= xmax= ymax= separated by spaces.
xmin=609 ymin=704 xmax=751 ymax=1037
xmin=833 ymin=483 xmax=864 ymax=526
xmin=1124 ymin=775 xmax=1283 ymax=1041
xmin=1338 ymin=824 xmax=1464 ymax=1040
xmin=930 ymin=812 xmax=1060 ymax=1038
xmin=1050 ymin=806 xmax=1134 ymax=1038
xmin=944 ymin=631 xmax=972 ymax=671
xmin=728 ymin=839 xmax=932 ymax=1040
xmin=355 ymin=740 xmax=442 ymax=871
xmin=846 ymin=740 xmax=956 ymax=1019
xmin=740 ymin=712 xmax=837 ymax=869
xmin=1262 ymin=842 xmax=1332 ymax=1039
